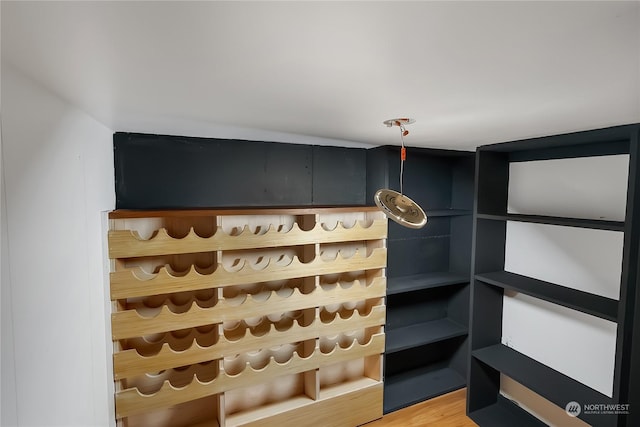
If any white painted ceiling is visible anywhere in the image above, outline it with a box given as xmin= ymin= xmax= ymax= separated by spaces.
xmin=2 ymin=1 xmax=639 ymax=150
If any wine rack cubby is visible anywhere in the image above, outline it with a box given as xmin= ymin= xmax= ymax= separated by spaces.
xmin=108 ymin=207 xmax=387 ymax=427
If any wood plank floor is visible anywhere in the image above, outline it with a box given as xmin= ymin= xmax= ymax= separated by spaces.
xmin=363 ymin=389 xmax=478 ymax=427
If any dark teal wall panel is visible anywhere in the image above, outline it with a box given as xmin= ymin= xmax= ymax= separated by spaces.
xmin=114 ymin=133 xmax=368 ymax=208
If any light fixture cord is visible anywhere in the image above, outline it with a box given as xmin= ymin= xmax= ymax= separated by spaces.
xmin=399 ymin=124 xmax=406 ymax=196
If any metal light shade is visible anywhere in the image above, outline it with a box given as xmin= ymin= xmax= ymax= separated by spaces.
xmin=374 ymin=118 xmax=428 ymax=229
xmin=374 ymin=188 xmax=427 ymax=229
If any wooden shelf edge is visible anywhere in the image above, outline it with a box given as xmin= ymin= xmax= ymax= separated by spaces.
xmin=319 ymin=377 xmax=381 ymax=400
xmin=109 ymin=206 xmax=381 ymax=219
xmin=225 ymin=394 xmax=315 ymax=427
xmin=227 ymin=382 xmax=383 ymax=427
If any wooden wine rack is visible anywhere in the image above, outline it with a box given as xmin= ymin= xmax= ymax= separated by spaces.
xmin=108 ymin=207 xmax=387 ymax=427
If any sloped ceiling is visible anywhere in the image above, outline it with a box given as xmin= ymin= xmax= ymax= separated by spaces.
xmin=2 ymin=1 xmax=639 ymax=149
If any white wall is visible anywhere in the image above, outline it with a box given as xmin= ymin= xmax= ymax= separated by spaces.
xmin=2 ymin=83 xmax=19 ymax=427
xmin=1 ymin=63 xmax=115 ymax=426
xmin=505 ymin=221 xmax=623 ymax=300
xmin=501 ymin=155 xmax=628 ymax=424
xmin=507 ymin=155 xmax=628 ymax=221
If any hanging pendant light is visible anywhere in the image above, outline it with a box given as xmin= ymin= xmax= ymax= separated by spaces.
xmin=374 ymin=118 xmax=427 ymax=229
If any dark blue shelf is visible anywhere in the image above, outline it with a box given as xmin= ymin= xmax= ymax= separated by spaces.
xmin=384 ymin=367 xmax=465 ymax=414
xmin=476 ymin=213 xmax=624 ymax=232
xmin=385 ymin=318 xmax=467 ymax=354
xmin=469 ymin=395 xmax=547 ymax=427
xmin=475 ymin=270 xmax=618 ymax=322
xmin=387 ymin=272 xmax=469 ymax=295
xmin=428 ymin=209 xmax=472 ymax=217
xmin=472 ymin=344 xmax=615 ymax=426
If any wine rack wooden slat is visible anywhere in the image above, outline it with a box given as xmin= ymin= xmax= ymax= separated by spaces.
xmin=109 ymin=220 xmax=387 ymax=259
xmin=114 ymin=305 xmax=386 ymax=380
xmin=110 ymin=247 xmax=387 ymax=299
xmin=111 ymin=277 xmax=385 ymax=340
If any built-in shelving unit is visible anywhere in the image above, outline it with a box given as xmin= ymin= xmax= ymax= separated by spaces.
xmin=467 ymin=124 xmax=640 ymax=427
xmin=367 ymin=146 xmax=475 ymax=413
xmin=108 ymin=207 xmax=387 ymax=427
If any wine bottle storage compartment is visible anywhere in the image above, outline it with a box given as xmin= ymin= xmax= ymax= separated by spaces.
xmin=224 ymin=372 xmax=312 ymax=417
xmin=318 ymin=344 xmax=383 ymax=395
xmin=122 ymin=394 xmax=221 ymax=427
xmin=109 ymin=207 xmax=386 ymax=427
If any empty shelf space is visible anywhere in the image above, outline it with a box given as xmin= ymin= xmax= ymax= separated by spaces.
xmin=475 ymin=270 xmax=618 ymax=321
xmin=383 ymin=367 xmax=465 ymax=413
xmin=427 ymin=209 xmax=472 ymax=217
xmin=472 ymin=344 xmax=612 ymax=422
xmin=386 ymin=318 xmax=467 ymax=353
xmin=320 ymin=377 xmax=381 ymax=400
xmin=225 ymin=395 xmax=314 ymax=427
xmin=476 ymin=213 xmax=624 ymax=231
xmin=469 ymin=395 xmax=547 ymax=427
xmin=387 ymin=272 xmax=469 ymax=295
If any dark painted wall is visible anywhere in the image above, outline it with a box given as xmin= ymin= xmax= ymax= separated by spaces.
xmin=114 ymin=133 xmax=367 ymax=209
